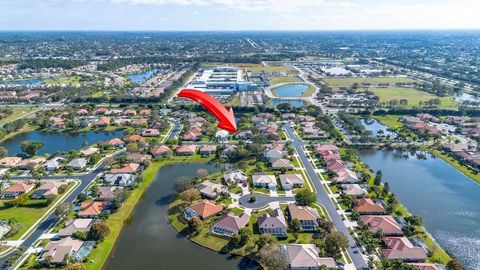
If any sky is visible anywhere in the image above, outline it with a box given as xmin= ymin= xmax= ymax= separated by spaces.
xmin=2 ymin=0 xmax=480 ymax=31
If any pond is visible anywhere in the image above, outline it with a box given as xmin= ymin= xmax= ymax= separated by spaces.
xmin=1 ymin=130 xmax=124 ymax=155
xmin=128 ymin=68 xmax=159 ymax=84
xmin=271 ymin=99 xmax=305 ymax=107
xmin=361 ymin=119 xmax=397 ymax=138
xmin=455 ymin=92 xmax=480 ymax=103
xmin=104 ymin=163 xmax=259 ymax=270
xmin=358 ymin=149 xmax=480 ymax=269
xmin=273 ymin=83 xmax=309 ymax=97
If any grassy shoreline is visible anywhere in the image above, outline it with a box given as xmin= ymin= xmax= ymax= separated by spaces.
xmin=85 ymin=156 xmax=213 ymax=270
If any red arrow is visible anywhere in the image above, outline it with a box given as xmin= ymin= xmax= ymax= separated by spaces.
xmin=177 ymin=89 xmax=237 ymax=133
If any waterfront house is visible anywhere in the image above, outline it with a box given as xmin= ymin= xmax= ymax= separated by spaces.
xmin=58 ymin=219 xmax=94 ymax=237
xmin=361 ymin=215 xmax=403 ymax=236
xmin=44 ymin=157 xmax=65 ymax=171
xmin=141 ymin=128 xmax=160 ymax=137
xmin=196 ymin=180 xmax=227 ymax=199
xmin=258 ymin=208 xmax=288 ymax=237
xmin=409 ymin=263 xmax=445 ymax=270
xmin=80 ymin=147 xmax=99 ymax=156
xmin=279 ymin=174 xmax=305 ymax=190
xmin=314 ymin=144 xmax=339 ymax=155
xmin=94 ymin=117 xmax=111 ymax=127
xmin=1 ymin=182 xmax=35 ymax=199
xmin=382 ymin=237 xmax=428 ymax=262
xmin=78 ymin=201 xmax=109 ymax=218
xmin=223 ymin=170 xmax=247 ymax=185
xmin=341 ymin=184 xmax=368 ymax=198
xmin=110 ymin=163 xmax=140 ymax=174
xmin=287 ymin=204 xmax=320 ymax=232
xmin=40 ymin=237 xmax=84 ymax=264
xmin=326 ymin=159 xmax=345 ymax=172
xmin=123 ymin=134 xmax=145 ymax=143
xmin=97 ymin=186 xmax=119 ymax=201
xmin=68 ymin=158 xmax=88 ymax=171
xmin=150 ymin=145 xmax=172 ymax=157
xmin=50 ymin=117 xmax=66 ymax=129
xmin=175 ymin=145 xmax=197 ymax=156
xmin=31 ymin=181 xmax=66 ymax=199
xmin=199 ymin=145 xmax=217 ymax=156
xmin=104 ymin=173 xmax=136 ymax=186
xmin=14 ymin=157 xmax=46 ymax=170
xmin=334 ymin=168 xmax=359 ymax=183
xmin=183 ymin=200 xmax=224 ymax=221
xmin=354 ymin=198 xmax=386 ymax=215
xmin=210 ymin=213 xmax=250 ymax=238
xmin=107 ymin=138 xmax=125 ymax=148
xmin=220 ymin=144 xmax=237 ymax=157
xmin=0 ymin=156 xmax=22 ymax=168
xmin=280 ymin=244 xmax=336 ymax=270
xmin=252 ymin=174 xmax=277 ymax=189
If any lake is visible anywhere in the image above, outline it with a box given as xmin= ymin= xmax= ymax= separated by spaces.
xmin=104 ymin=163 xmax=259 ymax=270
xmin=1 ymin=130 xmax=124 ymax=155
xmin=273 ymin=83 xmax=309 ymax=97
xmin=359 ymin=149 xmax=480 ymax=269
xmin=0 ymin=78 xmax=47 ymax=86
xmin=455 ymin=92 xmax=480 ymax=103
xmin=128 ymin=68 xmax=159 ymax=84
xmin=361 ymin=119 xmax=397 ymax=138
xmin=271 ymin=99 xmax=305 ymax=107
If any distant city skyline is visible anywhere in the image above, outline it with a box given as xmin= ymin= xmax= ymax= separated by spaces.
xmin=2 ymin=0 xmax=480 ymax=31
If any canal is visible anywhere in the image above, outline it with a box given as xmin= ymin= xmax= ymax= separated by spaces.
xmin=1 ymin=130 xmax=124 ymax=155
xmin=104 ymin=163 xmax=259 ymax=270
xmin=358 ymin=150 xmax=480 ymax=269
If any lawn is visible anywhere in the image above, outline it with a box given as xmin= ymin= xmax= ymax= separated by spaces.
xmin=373 ymin=115 xmax=404 ymax=129
xmin=367 ymin=87 xmax=458 ymax=109
xmin=0 ymin=107 xmax=37 ymax=125
xmin=0 ymin=182 xmax=75 ymax=240
xmin=43 ymin=76 xmax=81 ymax=86
xmin=84 ymin=156 xmax=213 ymax=270
xmin=323 ymin=77 xmax=415 ymax=88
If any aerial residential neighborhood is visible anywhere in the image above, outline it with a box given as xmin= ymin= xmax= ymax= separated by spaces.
xmin=0 ymin=1 xmax=479 ymax=270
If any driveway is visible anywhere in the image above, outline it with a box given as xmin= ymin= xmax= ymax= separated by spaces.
xmin=238 ymin=193 xmax=295 ymax=209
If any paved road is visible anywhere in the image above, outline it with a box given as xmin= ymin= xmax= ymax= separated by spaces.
xmin=238 ymin=193 xmax=295 ymax=209
xmin=0 ymin=161 xmax=110 ymax=269
xmin=284 ymin=122 xmax=368 ymax=269
xmin=166 ymin=119 xmax=181 ymax=141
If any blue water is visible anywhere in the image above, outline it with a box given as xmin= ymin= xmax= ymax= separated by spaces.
xmin=273 ymin=83 xmax=309 ymax=97
xmin=271 ymin=99 xmax=305 ymax=107
xmin=2 ymin=130 xmax=124 ymax=155
xmin=361 ymin=119 xmax=397 ymax=138
xmin=359 ymin=150 xmax=480 ymax=269
xmin=128 ymin=68 xmax=159 ymax=84
xmin=455 ymin=92 xmax=480 ymax=103
xmin=0 ymin=78 xmax=46 ymax=86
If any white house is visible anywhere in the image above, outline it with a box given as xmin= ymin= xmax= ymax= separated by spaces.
xmin=252 ymin=174 xmax=277 ymax=189
xmin=44 ymin=157 xmax=65 ymax=171
xmin=104 ymin=173 xmax=136 ymax=186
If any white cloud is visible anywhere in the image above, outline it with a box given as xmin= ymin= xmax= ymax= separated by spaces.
xmin=110 ymin=0 xmax=332 ymax=12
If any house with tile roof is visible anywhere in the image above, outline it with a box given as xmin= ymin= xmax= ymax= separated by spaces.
xmin=361 ymin=215 xmax=403 ymax=236
xmin=31 ymin=181 xmax=66 ymax=199
xmin=279 ymin=174 xmax=305 ymax=190
xmin=210 ymin=213 xmax=250 ymax=238
xmin=109 ymin=163 xmax=140 ymax=174
xmin=252 ymin=174 xmax=277 ymax=189
xmin=58 ymin=219 xmax=94 ymax=237
xmin=0 ymin=156 xmax=22 ymax=168
xmin=196 ymin=180 xmax=227 ymax=199
xmin=1 ymin=182 xmax=35 ymax=199
xmin=150 ymin=145 xmax=172 ymax=157
xmin=176 ymin=145 xmax=197 ymax=155
xmin=287 ymin=204 xmax=320 ymax=232
xmin=78 ymin=201 xmax=109 ymax=218
xmin=382 ymin=237 xmax=428 ymax=262
xmin=258 ymin=208 xmax=288 ymax=237
xmin=354 ymin=198 xmax=386 ymax=215
xmin=280 ymin=244 xmax=336 ymax=269
xmin=184 ymin=200 xmax=224 ymax=221
xmin=40 ymin=237 xmax=84 ymax=264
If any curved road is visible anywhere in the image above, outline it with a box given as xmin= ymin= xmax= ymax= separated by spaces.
xmin=238 ymin=193 xmax=295 ymax=209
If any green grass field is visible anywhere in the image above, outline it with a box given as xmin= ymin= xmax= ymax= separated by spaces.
xmin=43 ymin=76 xmax=81 ymax=85
xmin=367 ymin=87 xmax=458 ymax=109
xmin=323 ymin=77 xmax=415 ymax=88
xmin=0 ymin=107 xmax=36 ymax=125
xmin=270 ymin=76 xmax=299 ymax=86
xmin=373 ymin=115 xmax=404 ymax=129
